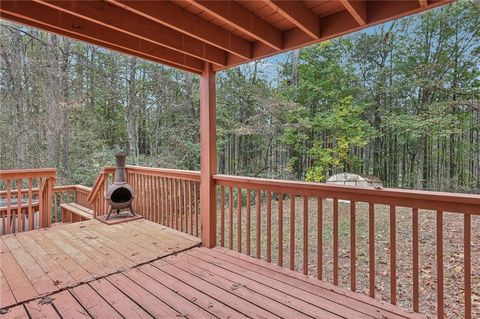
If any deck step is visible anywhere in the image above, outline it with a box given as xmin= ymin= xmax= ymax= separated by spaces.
xmin=60 ymin=203 xmax=93 ymax=223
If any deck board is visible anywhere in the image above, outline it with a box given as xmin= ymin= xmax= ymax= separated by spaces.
xmin=24 ymin=299 xmax=60 ymax=319
xmin=0 ymin=219 xmax=200 ymax=309
xmin=88 ymin=278 xmax=153 ymax=319
xmin=1 ymin=222 xmax=424 ymax=319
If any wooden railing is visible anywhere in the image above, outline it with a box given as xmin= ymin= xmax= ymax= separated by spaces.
xmin=87 ymin=165 xmax=201 ymax=237
xmin=87 ymin=166 xmax=115 ymax=217
xmin=214 ymin=174 xmax=480 ymax=319
xmin=0 ymin=168 xmax=56 ymax=234
xmin=126 ymin=166 xmax=201 ymax=237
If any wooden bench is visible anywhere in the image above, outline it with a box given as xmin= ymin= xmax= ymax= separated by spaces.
xmin=60 ymin=202 xmax=93 ymax=223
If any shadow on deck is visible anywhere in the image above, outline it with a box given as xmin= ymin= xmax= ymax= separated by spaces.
xmin=1 ymin=220 xmax=423 ymax=319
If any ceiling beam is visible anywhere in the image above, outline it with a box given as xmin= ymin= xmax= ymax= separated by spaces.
xmin=108 ymin=0 xmax=251 ymax=60
xmin=264 ymin=0 xmax=320 ymax=39
xmin=339 ymin=0 xmax=367 ymax=26
xmin=0 ymin=1 xmax=204 ymax=73
xmin=186 ymin=0 xmax=282 ymax=50
xmin=35 ymin=0 xmax=227 ymax=66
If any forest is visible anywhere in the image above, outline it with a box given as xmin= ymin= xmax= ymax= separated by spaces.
xmin=1 ymin=0 xmax=479 ymax=193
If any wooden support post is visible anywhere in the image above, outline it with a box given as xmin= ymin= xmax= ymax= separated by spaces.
xmin=200 ymin=62 xmax=217 ymax=248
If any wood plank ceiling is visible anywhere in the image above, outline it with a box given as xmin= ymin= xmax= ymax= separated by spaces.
xmin=0 ymin=0 xmax=453 ymax=74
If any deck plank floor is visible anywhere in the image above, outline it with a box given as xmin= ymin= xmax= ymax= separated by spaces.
xmin=1 ymin=225 xmax=424 ymax=319
xmin=0 ymin=219 xmax=200 ymax=309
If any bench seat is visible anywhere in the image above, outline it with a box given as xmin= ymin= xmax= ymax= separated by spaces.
xmin=60 ymin=202 xmax=93 ymax=223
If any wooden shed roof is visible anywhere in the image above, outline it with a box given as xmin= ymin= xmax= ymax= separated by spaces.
xmin=0 ymin=0 xmax=453 ymax=74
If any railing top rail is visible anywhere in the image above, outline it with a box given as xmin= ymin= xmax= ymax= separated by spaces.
xmin=126 ymin=165 xmax=201 ymax=181
xmin=0 ymin=168 xmax=57 ymax=179
xmin=214 ymin=174 xmax=480 ymax=214
xmin=75 ymin=185 xmax=92 ymax=193
xmin=53 ymin=185 xmax=92 ymax=193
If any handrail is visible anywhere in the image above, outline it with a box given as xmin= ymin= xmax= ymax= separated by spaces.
xmin=214 ymin=174 xmax=480 ymax=214
xmin=86 ymin=166 xmax=115 ymax=202
xmin=0 ymin=168 xmax=56 ymax=179
xmin=53 ymin=185 xmax=92 ymax=193
xmin=125 ymin=166 xmax=200 ymax=181
xmin=0 ymin=168 xmax=56 ymax=234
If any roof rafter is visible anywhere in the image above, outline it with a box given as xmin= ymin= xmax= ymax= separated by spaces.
xmin=339 ymin=0 xmax=367 ymax=26
xmin=0 ymin=1 xmax=204 ymax=73
xmin=264 ymin=0 xmax=320 ymax=39
xmin=186 ymin=0 xmax=283 ymax=50
xmin=108 ymin=0 xmax=252 ymax=60
xmin=35 ymin=0 xmax=227 ymax=66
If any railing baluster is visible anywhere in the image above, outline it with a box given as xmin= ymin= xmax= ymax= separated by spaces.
xmin=174 ymin=178 xmax=178 ymax=230
xmin=157 ymin=176 xmax=165 ymax=225
xmin=229 ymin=186 xmax=233 ymax=250
xmin=165 ymin=177 xmax=169 ymax=225
xmin=144 ymin=175 xmax=149 ymax=220
xmin=184 ymin=179 xmax=188 ymax=232
xmin=169 ymin=178 xmax=173 ymax=228
xmin=178 ymin=179 xmax=182 ymax=230
xmin=170 ymin=178 xmax=174 ymax=228
xmin=178 ymin=179 xmax=183 ymax=230
xmin=464 ymin=214 xmax=471 ymax=319
xmin=194 ymin=181 xmax=198 ymax=237
xmin=153 ymin=176 xmax=157 ymax=222
xmin=12 ymin=180 xmax=17 ymax=232
xmin=437 ymin=211 xmax=444 ymax=319
xmin=238 ymin=187 xmax=242 ymax=253
xmin=369 ymin=202 xmax=375 ymax=298
xmin=161 ymin=177 xmax=164 ymax=223
xmin=267 ymin=191 xmax=272 ymax=262
xmin=149 ymin=175 xmax=153 ymax=221
xmin=181 ymin=179 xmax=185 ymax=230
xmin=278 ymin=193 xmax=283 ymax=266
xmin=317 ymin=197 xmax=323 ymax=280
xmin=38 ymin=178 xmax=43 ymax=228
xmin=155 ymin=176 xmax=160 ymax=223
xmin=412 ymin=207 xmax=419 ymax=312
xmin=189 ymin=181 xmax=193 ymax=235
xmin=246 ymin=190 xmax=251 ymax=256
xmin=28 ymin=178 xmax=33 ymax=231
xmin=390 ymin=205 xmax=397 ymax=304
xmin=136 ymin=174 xmax=141 ymax=216
xmin=303 ymin=196 xmax=308 ymax=275
xmin=220 ymin=186 xmax=225 ymax=247
xmin=53 ymin=189 xmax=58 ymax=223
xmin=6 ymin=178 xmax=11 ymax=234
xmin=351 ymin=201 xmax=356 ymax=292
xmin=256 ymin=190 xmax=261 ymax=259
xmin=290 ymin=193 xmax=295 ymax=270
xmin=17 ymin=178 xmax=23 ymax=231
xmin=333 ymin=198 xmax=339 ymax=285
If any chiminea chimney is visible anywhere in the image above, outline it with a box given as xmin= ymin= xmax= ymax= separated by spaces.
xmin=105 ymin=152 xmax=135 ymax=219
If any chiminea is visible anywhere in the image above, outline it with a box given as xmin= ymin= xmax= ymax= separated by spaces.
xmin=105 ymin=152 xmax=135 ymax=220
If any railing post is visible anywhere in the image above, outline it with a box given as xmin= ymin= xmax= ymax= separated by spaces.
xmin=200 ymin=62 xmax=217 ymax=248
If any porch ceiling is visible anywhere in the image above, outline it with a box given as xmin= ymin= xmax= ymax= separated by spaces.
xmin=0 ymin=0 xmax=453 ymax=74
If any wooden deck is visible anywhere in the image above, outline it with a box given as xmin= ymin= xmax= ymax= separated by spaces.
xmin=0 ymin=219 xmax=200 ymax=309
xmin=1 ymin=228 xmax=423 ymax=319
